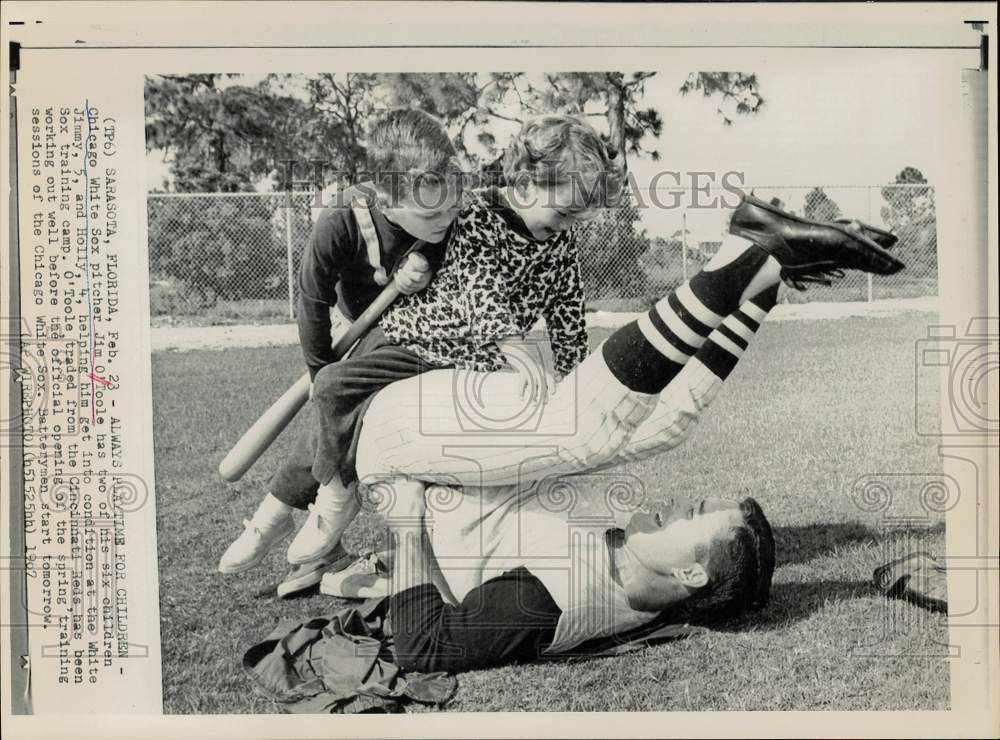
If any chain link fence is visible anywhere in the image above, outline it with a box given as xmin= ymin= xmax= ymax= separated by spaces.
xmin=147 ymin=184 xmax=937 ymax=325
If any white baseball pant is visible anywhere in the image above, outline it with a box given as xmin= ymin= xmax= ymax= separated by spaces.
xmin=354 ymin=300 xmax=768 ymax=488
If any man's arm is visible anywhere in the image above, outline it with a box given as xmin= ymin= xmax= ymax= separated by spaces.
xmin=389 ymin=568 xmax=561 ymax=673
xmin=384 ymin=479 xmax=561 ymax=673
xmin=298 ymin=208 xmax=354 ymax=379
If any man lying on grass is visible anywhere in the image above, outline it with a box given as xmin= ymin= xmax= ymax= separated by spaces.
xmin=380 ymin=486 xmax=776 ymax=671
xmin=343 ymin=194 xmax=904 ymax=670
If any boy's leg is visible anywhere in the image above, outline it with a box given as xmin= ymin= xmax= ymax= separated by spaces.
xmin=287 ymin=338 xmax=432 ymax=564
xmin=218 ymin=416 xmax=322 ymax=573
xmin=267 ymin=412 xmax=322 ymax=509
xmin=356 ymin=238 xmax=781 ymax=487
xmin=219 ymin=328 xmax=399 ymax=575
xmin=217 ymin=492 xmax=296 ymax=574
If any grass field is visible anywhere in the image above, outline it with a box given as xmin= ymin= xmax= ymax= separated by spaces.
xmin=152 ymin=312 xmax=949 ymax=714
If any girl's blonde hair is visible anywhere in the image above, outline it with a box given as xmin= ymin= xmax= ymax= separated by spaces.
xmin=503 ymin=114 xmax=626 ymax=209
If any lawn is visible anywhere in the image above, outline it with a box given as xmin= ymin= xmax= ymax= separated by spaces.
xmin=151 ymin=312 xmax=949 ymax=714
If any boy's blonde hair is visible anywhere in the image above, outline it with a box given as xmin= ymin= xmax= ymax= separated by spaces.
xmin=366 ymin=109 xmax=461 ymax=203
xmin=503 ymin=114 xmax=626 ymax=209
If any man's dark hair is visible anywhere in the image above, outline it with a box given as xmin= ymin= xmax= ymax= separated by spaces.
xmin=365 ymin=108 xmax=460 ymax=204
xmin=670 ymin=496 xmax=776 ymax=623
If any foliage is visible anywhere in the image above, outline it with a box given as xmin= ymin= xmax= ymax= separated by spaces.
xmin=296 ymin=73 xmax=381 ymax=185
xmin=679 ymin=72 xmax=765 ymax=126
xmin=145 ymin=74 xmax=309 ymax=192
xmin=148 ymin=71 xmax=765 ymax=190
xmin=380 ymin=72 xmax=504 ymax=164
xmin=803 ymin=187 xmax=843 ymax=221
xmin=638 ymin=235 xmax=686 ymax=290
xmin=881 ymin=167 xmax=934 ymax=230
xmin=576 ymin=189 xmax=651 ymax=301
xmin=881 ymin=167 xmax=937 ymax=275
xmin=381 ymin=71 xmax=664 ymax=165
xmin=533 ymin=72 xmax=663 ymax=160
xmin=147 ymin=195 xmax=309 ymax=303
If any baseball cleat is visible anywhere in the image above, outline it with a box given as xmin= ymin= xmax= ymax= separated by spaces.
xmin=218 ymin=513 xmax=296 ymax=574
xmin=834 ymin=218 xmax=898 ymax=250
xmin=276 ymin=544 xmax=353 ymax=598
xmin=729 ymin=194 xmax=905 ymax=279
xmin=319 ymin=552 xmax=389 ymax=600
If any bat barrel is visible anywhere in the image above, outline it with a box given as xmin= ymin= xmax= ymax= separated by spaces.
xmin=217 ymin=281 xmax=403 ymax=482
xmin=217 ymin=373 xmax=312 ymax=481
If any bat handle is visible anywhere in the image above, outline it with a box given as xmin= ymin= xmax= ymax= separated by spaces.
xmin=330 ymin=281 xmax=402 ymax=360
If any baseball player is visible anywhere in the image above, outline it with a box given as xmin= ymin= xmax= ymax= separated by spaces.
xmin=322 ymin=195 xmax=902 ymax=617
xmin=311 ymin=195 xmax=905 ymax=669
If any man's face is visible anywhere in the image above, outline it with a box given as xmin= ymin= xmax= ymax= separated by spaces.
xmin=385 ymin=180 xmax=463 ymax=243
xmin=623 ymin=495 xmax=744 ymax=580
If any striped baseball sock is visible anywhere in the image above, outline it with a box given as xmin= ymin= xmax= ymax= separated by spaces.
xmin=696 ymin=283 xmax=779 ymax=381
xmin=602 ymin=245 xmax=771 ymax=393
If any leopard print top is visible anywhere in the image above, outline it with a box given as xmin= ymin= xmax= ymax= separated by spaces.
xmin=380 ymin=189 xmax=588 ymax=376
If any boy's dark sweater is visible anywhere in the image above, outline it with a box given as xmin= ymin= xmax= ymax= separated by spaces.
xmin=297 ymin=189 xmax=447 ymax=379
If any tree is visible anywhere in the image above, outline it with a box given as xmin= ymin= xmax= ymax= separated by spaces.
xmin=881 ymin=166 xmax=934 ymax=231
xmin=381 ymin=72 xmax=501 ymax=163
xmin=149 ymin=71 xmax=765 ymax=191
xmin=145 ymin=74 xmax=310 ymax=192
xmin=532 ymin=72 xmax=663 ymax=160
xmin=576 ymin=189 xmax=651 ymax=302
xmin=881 ymin=167 xmax=937 ymax=275
xmin=381 ymin=72 xmax=664 ymax=165
xmin=803 ymin=187 xmax=843 ymax=221
xmin=679 ymin=72 xmax=765 ymax=126
xmin=297 ymin=73 xmax=381 ymax=185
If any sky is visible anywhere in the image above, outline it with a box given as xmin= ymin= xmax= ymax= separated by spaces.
xmin=146 ymin=48 xmax=978 ymax=241
xmin=623 ymin=48 xmax=975 ymax=239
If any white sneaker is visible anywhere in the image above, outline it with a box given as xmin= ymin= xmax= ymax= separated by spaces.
xmin=320 ymin=552 xmax=390 ymax=600
xmin=218 ymin=513 xmax=295 ymax=574
xmin=286 ymin=503 xmax=342 ymax=564
xmin=276 ymin=544 xmax=353 ymax=598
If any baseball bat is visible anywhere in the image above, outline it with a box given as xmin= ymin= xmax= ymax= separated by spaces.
xmin=218 ymin=280 xmax=403 ymax=482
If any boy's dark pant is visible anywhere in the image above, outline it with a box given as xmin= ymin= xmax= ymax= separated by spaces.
xmin=268 ymin=327 xmax=434 ymax=510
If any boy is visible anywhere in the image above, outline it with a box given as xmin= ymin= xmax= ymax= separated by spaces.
xmin=217 ymin=108 xmax=463 ymax=585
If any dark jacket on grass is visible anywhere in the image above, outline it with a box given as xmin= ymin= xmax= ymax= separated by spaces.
xmin=243 ymin=601 xmax=456 ymax=714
